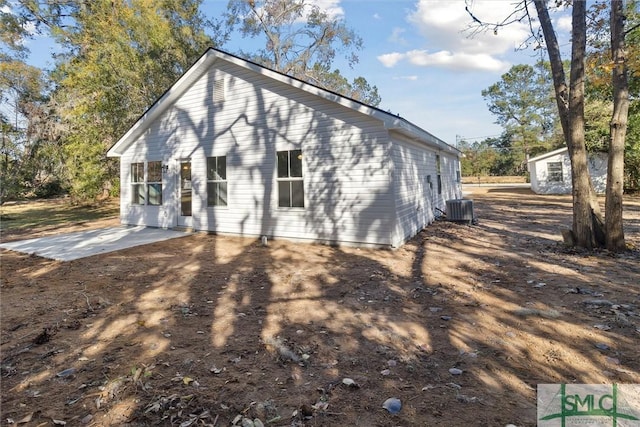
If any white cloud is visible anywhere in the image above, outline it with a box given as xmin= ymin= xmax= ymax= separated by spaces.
xmin=378 ymin=0 xmax=532 ymax=72
xmin=555 ymin=15 xmax=572 ymax=32
xmin=378 ymin=52 xmax=406 ymax=67
xmin=393 ymin=75 xmax=419 ymax=81
xmin=379 ymin=49 xmax=509 ymax=72
xmin=373 ymin=13 xmax=381 ymax=20
xmin=311 ymin=0 xmax=344 ymax=20
xmin=389 ymin=27 xmax=407 ymax=44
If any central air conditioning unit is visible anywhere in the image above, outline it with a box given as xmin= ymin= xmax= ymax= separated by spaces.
xmin=445 ymin=199 xmax=474 ymax=224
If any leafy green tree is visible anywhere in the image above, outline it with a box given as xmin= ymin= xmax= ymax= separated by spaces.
xmin=6 ymin=0 xmax=217 ymax=202
xmin=0 ymin=58 xmax=64 ymax=203
xmin=225 ymin=0 xmax=381 ymax=105
xmin=482 ymin=62 xmax=557 ymax=173
xmin=458 ymin=137 xmax=513 ymax=177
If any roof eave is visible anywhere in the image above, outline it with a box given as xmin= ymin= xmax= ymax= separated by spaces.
xmin=106 ymin=49 xmax=218 ymax=157
xmin=385 ymin=118 xmax=461 ymax=156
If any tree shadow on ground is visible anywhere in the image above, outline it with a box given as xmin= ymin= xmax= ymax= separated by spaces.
xmin=2 ymin=189 xmax=639 ymax=426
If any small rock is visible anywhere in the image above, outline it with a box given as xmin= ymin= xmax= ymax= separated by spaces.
xmin=81 ymin=414 xmax=93 ymax=424
xmin=615 ymin=312 xmax=632 ymax=326
xmin=583 ymin=299 xmax=614 ymax=307
xmin=56 ymin=368 xmax=77 ymax=378
xmin=429 ymin=307 xmax=443 ymax=312
xmin=241 ymin=418 xmax=255 ymax=427
xmin=595 ymin=343 xmax=610 ymax=351
xmin=593 ymin=324 xmax=611 ymax=331
xmin=449 ymin=368 xmax=463 ymax=375
xmin=380 ymin=369 xmax=390 ymax=376
xmin=533 ymin=282 xmax=546 ymax=288
xmin=382 ymin=397 xmax=402 ymax=414
xmin=342 ymin=377 xmax=359 ymax=388
xmin=605 ymin=356 xmax=620 ymax=365
xmin=456 ymin=394 xmax=478 ymax=403
xmin=440 ymin=316 xmax=452 ymax=321
xmin=253 ymin=420 xmax=264 ymax=427
xmin=387 ymin=359 xmax=397 ymax=367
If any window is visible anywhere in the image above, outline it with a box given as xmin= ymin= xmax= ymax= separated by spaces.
xmin=207 ymin=156 xmax=227 ymax=206
xmin=436 ymin=154 xmax=442 ymax=195
xmin=147 ymin=161 xmax=163 ymax=205
xmin=277 ymin=149 xmax=304 ymax=208
xmin=547 ymin=162 xmax=563 ymax=182
xmin=131 ymin=162 xmax=145 ymax=205
xmin=131 ymin=161 xmax=163 ymax=206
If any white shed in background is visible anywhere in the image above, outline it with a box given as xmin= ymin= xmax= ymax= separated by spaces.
xmin=528 ymin=147 xmax=608 ymax=194
xmin=107 ymin=48 xmax=462 ymax=248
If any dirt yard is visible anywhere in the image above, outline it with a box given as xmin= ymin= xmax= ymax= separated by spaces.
xmin=1 ymin=187 xmax=639 ymax=426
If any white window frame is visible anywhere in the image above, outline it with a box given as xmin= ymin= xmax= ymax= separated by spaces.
xmin=131 ymin=162 xmax=145 ymax=205
xmin=131 ymin=161 xmax=163 ymax=206
xmin=207 ymin=156 xmax=228 ymax=207
xmin=277 ymin=149 xmax=304 ymax=208
xmin=436 ymin=154 xmax=442 ymax=195
xmin=147 ymin=161 xmax=163 ymax=206
xmin=547 ymin=161 xmax=563 ymax=182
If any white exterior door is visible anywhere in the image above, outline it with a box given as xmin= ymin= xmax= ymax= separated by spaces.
xmin=178 ymin=160 xmax=193 ymax=227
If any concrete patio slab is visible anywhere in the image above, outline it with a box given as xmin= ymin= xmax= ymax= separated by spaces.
xmin=0 ymin=226 xmax=190 ymax=261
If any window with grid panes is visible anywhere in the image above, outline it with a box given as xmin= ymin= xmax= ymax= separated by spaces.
xmin=131 ymin=162 xmax=145 ymax=205
xmin=277 ymin=150 xmax=304 ymax=208
xmin=207 ymin=156 xmax=227 ymax=206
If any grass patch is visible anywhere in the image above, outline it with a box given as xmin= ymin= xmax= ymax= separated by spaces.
xmin=462 ymin=175 xmax=528 ymax=184
xmin=0 ymin=198 xmax=119 ymax=234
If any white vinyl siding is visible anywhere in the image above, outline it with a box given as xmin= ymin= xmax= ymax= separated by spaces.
xmin=118 ymin=61 xmax=395 ymax=245
xmin=528 ymin=148 xmax=607 ymax=194
xmin=389 ymin=133 xmax=462 ymax=247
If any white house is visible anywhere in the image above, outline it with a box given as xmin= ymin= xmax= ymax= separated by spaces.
xmin=107 ymin=48 xmax=462 ymax=248
xmin=528 ymin=147 xmax=608 ymax=194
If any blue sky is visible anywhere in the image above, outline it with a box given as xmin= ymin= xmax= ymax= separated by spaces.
xmin=213 ymin=0 xmax=572 ymax=145
xmin=21 ymin=0 xmax=573 ymax=146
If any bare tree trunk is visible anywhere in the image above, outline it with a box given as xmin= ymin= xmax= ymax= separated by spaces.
xmin=534 ymin=1 xmax=569 ymax=138
xmin=534 ymin=0 xmax=604 ymax=248
xmin=569 ymin=1 xmax=600 ymax=249
xmin=605 ymin=0 xmax=628 ymax=251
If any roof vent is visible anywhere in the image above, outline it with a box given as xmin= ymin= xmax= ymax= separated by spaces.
xmin=445 ymin=199 xmax=474 ymax=224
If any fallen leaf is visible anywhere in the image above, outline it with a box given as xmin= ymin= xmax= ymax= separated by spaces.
xmin=17 ymin=413 xmax=34 ymax=424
